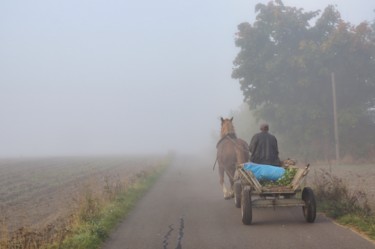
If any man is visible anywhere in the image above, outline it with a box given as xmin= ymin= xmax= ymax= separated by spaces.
xmin=249 ymin=123 xmax=281 ymax=166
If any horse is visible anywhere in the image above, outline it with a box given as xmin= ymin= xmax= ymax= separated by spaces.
xmin=216 ymin=117 xmax=250 ymax=199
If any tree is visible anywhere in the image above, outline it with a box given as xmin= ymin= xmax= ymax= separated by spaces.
xmin=232 ymin=1 xmax=375 ymax=161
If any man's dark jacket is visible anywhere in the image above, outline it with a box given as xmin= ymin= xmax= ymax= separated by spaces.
xmin=249 ymin=131 xmax=281 ymax=166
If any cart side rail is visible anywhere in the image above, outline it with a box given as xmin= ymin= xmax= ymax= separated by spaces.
xmin=237 ymin=165 xmax=263 ymax=192
xmin=291 ymin=164 xmax=310 ymax=192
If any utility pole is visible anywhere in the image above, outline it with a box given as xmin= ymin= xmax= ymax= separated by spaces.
xmin=331 ymin=72 xmax=340 ymax=163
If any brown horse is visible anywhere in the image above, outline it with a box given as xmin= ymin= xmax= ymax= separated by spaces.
xmin=216 ymin=117 xmax=249 ymax=199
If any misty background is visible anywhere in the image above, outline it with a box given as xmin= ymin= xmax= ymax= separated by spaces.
xmin=1 ymin=0 xmax=374 ymax=157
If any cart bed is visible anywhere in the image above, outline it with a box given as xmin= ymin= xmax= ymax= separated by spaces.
xmin=236 ymin=164 xmax=310 ymax=195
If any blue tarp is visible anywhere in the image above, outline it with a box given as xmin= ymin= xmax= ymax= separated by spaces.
xmin=243 ymin=162 xmax=285 ymax=181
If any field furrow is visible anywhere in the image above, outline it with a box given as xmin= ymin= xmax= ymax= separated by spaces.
xmin=0 ymin=156 xmax=163 ymax=232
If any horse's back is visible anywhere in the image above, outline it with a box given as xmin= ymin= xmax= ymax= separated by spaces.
xmin=216 ymin=137 xmax=249 ymax=165
xmin=216 ymin=139 xmax=237 ymax=165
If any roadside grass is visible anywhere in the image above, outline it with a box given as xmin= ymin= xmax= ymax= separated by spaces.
xmin=313 ymin=168 xmax=375 ymax=241
xmin=338 ymin=214 xmax=375 ymax=241
xmin=49 ymin=165 xmax=167 ymax=249
xmin=0 ymin=155 xmax=172 ymax=249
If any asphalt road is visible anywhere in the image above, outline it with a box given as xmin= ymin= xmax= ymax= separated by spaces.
xmin=101 ymin=155 xmax=375 ymax=249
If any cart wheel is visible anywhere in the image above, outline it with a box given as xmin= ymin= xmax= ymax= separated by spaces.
xmin=234 ymin=181 xmax=242 ymax=208
xmin=241 ymin=186 xmax=252 ymax=225
xmin=302 ymin=187 xmax=316 ymax=223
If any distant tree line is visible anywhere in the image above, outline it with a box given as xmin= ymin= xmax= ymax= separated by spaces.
xmin=232 ymin=0 xmax=375 ymax=161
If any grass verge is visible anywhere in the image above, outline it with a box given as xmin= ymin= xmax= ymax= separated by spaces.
xmin=338 ymin=214 xmax=375 ymax=241
xmin=45 ymin=161 xmax=169 ymax=249
xmin=0 ymin=155 xmax=172 ymax=249
xmin=313 ymin=168 xmax=375 ymax=241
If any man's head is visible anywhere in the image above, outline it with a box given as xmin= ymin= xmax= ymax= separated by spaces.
xmin=260 ymin=123 xmax=269 ymax=132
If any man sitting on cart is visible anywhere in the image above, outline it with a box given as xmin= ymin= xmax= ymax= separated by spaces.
xmin=249 ymin=123 xmax=281 ymax=166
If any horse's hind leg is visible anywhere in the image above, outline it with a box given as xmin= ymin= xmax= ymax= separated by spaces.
xmin=225 ymin=166 xmax=235 ymax=198
xmin=219 ymin=165 xmax=224 ymax=186
xmin=219 ymin=166 xmax=231 ymax=199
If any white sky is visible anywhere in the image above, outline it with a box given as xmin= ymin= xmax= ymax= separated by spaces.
xmin=0 ymin=0 xmax=374 ymax=157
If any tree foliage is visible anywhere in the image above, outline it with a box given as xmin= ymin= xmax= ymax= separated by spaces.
xmin=232 ymin=1 xmax=375 ymax=161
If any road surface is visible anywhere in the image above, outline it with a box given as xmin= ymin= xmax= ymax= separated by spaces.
xmin=101 ymin=155 xmax=375 ymax=249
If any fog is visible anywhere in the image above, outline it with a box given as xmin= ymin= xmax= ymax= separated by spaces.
xmin=1 ymin=0 xmax=373 ymax=157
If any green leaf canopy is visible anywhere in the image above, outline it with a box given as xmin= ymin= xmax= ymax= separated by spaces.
xmin=232 ymin=1 xmax=375 ymax=160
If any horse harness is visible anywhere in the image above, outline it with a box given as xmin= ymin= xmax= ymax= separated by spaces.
xmin=213 ymin=134 xmax=248 ymax=175
xmin=216 ymin=133 xmax=248 ymax=153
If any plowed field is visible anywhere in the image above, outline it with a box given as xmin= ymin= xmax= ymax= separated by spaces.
xmin=0 ymin=156 xmax=164 ymax=232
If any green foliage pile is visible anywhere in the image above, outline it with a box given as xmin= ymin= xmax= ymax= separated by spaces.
xmin=277 ymin=167 xmax=297 ymax=185
xmin=260 ymin=167 xmax=297 ymax=186
xmin=232 ymin=0 xmax=375 ymax=161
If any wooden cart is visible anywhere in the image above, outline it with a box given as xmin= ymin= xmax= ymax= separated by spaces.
xmin=233 ymin=163 xmax=316 ymax=225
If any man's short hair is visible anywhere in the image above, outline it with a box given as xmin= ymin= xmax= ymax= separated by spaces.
xmin=260 ymin=123 xmax=269 ymax=131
